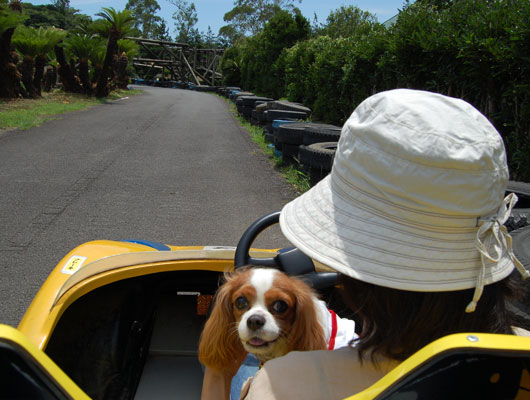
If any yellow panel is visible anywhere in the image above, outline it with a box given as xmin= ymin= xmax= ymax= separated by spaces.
xmin=345 ymin=333 xmax=530 ymax=399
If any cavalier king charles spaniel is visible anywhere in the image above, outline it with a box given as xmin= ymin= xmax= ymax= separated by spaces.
xmin=198 ymin=267 xmax=357 ymax=371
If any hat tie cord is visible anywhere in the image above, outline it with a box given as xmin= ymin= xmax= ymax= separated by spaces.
xmin=467 ymin=193 xmax=529 ymax=313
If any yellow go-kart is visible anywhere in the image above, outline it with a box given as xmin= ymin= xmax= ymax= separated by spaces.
xmin=2 ymin=212 xmax=530 ymax=399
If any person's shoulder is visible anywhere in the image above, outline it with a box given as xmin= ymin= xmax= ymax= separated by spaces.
xmin=243 ymin=347 xmax=396 ymax=400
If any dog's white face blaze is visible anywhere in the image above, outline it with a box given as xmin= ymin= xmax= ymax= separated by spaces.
xmin=237 ymin=269 xmax=286 ymax=359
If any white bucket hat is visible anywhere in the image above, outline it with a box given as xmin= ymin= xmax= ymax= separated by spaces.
xmin=280 ymin=89 xmax=529 ymax=312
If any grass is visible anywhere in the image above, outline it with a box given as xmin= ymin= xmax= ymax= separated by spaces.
xmin=224 ymin=98 xmax=311 ymax=194
xmin=0 ymin=88 xmax=142 ymax=131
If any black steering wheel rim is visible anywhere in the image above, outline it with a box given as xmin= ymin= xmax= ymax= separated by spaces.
xmin=234 ymin=211 xmax=280 ymax=268
xmin=234 ymin=211 xmax=340 ymax=290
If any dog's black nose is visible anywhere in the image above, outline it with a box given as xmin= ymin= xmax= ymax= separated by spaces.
xmin=247 ymin=314 xmax=266 ymax=330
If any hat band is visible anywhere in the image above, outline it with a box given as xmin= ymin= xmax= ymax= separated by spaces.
xmin=466 ymin=193 xmax=530 ymax=312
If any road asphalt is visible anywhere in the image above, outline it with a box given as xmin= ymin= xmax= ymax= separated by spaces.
xmin=0 ymin=86 xmax=298 ymax=327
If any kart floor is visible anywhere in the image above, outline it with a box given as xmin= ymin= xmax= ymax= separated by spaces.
xmin=134 ymin=293 xmax=205 ymax=399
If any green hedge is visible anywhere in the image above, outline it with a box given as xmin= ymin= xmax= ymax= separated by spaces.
xmin=223 ymin=1 xmax=530 ymax=181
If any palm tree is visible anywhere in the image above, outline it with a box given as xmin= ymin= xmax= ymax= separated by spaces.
xmin=64 ymin=33 xmax=102 ymax=95
xmin=11 ymin=25 xmax=41 ymax=97
xmin=33 ymin=27 xmax=66 ymax=96
xmin=11 ymin=26 xmax=66 ymax=97
xmin=88 ymin=39 xmax=106 ymax=87
xmin=0 ymin=0 xmax=26 ymax=98
xmin=115 ymin=38 xmax=139 ymax=89
xmin=94 ymin=7 xmax=135 ymax=97
xmin=54 ymin=41 xmax=82 ymax=94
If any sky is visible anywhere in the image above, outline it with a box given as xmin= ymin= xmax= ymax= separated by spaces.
xmin=26 ymin=0 xmax=409 ymax=37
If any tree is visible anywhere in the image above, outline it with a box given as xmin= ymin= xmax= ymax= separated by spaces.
xmin=11 ymin=25 xmax=66 ymax=97
xmin=94 ymin=7 xmax=135 ymax=97
xmin=220 ymin=0 xmax=302 ymax=41
xmin=0 ymin=0 xmax=26 ymax=98
xmin=201 ymin=26 xmax=216 ymax=48
xmin=125 ymin=0 xmax=167 ymax=39
xmin=23 ymin=2 xmax=91 ymax=30
xmin=64 ymin=33 xmax=101 ymax=94
xmin=317 ymin=5 xmax=378 ymax=39
xmin=237 ymin=9 xmax=310 ymax=97
xmin=115 ymin=38 xmax=139 ymax=89
xmin=169 ymin=0 xmax=198 ymax=43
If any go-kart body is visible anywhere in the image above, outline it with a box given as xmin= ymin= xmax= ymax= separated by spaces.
xmin=3 ymin=233 xmax=530 ymax=399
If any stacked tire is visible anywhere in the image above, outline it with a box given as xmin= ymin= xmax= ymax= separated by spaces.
xmin=272 ymin=122 xmax=312 ymax=165
xmin=292 ymin=124 xmax=341 ymax=185
xmin=217 ymin=86 xmax=241 ymax=97
xmin=238 ymin=96 xmax=273 ymax=121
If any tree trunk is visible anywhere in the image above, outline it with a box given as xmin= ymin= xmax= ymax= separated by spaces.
xmin=95 ymin=29 xmax=118 ymax=98
xmin=43 ymin=65 xmax=57 ymax=92
xmin=54 ymin=44 xmax=82 ymax=93
xmin=20 ymin=55 xmax=36 ymax=98
xmin=0 ymin=28 xmax=22 ymax=99
xmin=33 ymin=54 xmax=46 ymax=97
xmin=92 ymin=66 xmax=102 ymax=87
xmin=115 ymin=52 xmax=130 ymax=90
xmin=78 ymin=58 xmax=91 ymax=95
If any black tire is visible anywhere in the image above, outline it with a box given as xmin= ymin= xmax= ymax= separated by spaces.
xmin=303 ymin=125 xmax=342 ymax=145
xmin=309 ymin=169 xmax=330 ymax=187
xmin=276 ymin=123 xmax=314 ymax=145
xmin=241 ymin=96 xmax=274 ymax=108
xmin=299 ymin=142 xmax=337 ymax=171
xmin=230 ymin=91 xmax=254 ymax=101
xmin=265 ymin=100 xmax=311 ymax=116
xmin=507 ymin=181 xmax=530 ymax=208
xmin=266 ymin=109 xmax=308 ymax=122
xmin=281 ymin=143 xmax=300 ymax=159
xmin=264 ymin=132 xmax=274 ymax=143
xmin=273 ymin=136 xmax=283 ymax=151
xmin=505 ymin=181 xmax=530 ymax=231
xmin=242 ymin=106 xmax=253 ymax=119
xmin=506 ymin=209 xmax=530 ymax=232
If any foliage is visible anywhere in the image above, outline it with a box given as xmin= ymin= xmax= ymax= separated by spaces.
xmin=117 ymin=38 xmax=140 ymax=60
xmin=314 ymin=5 xmax=378 ymax=39
xmin=63 ymin=33 xmax=98 ymax=61
xmin=227 ymin=0 xmax=530 ymax=180
xmin=12 ymin=25 xmax=66 ymax=57
xmin=236 ymin=9 xmax=310 ymax=98
xmin=220 ymin=0 xmax=302 ymax=42
xmin=0 ymin=1 xmax=26 ymax=34
xmin=219 ymin=45 xmax=241 ymax=85
xmin=95 ymin=7 xmax=135 ymax=38
xmin=21 ymin=2 xmax=91 ymax=30
xmin=169 ymin=0 xmax=199 ymax=43
xmin=125 ymin=0 xmax=168 ymax=40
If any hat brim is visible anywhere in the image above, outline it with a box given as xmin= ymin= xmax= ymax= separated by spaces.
xmin=280 ymin=175 xmax=515 ymax=292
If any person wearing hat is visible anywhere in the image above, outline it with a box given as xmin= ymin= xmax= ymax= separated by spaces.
xmin=204 ymin=89 xmax=530 ymax=400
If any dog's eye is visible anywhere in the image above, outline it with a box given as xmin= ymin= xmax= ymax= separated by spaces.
xmin=271 ymin=300 xmax=288 ymax=314
xmin=234 ymin=296 xmax=248 ymax=310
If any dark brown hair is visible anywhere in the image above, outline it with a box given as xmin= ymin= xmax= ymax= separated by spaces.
xmin=339 ymin=272 xmax=525 ymax=362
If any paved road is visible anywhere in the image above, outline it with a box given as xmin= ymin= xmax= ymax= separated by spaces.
xmin=0 ymin=86 xmax=298 ymax=326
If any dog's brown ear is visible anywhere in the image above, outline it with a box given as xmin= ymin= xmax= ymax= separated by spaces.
xmin=289 ymin=280 xmax=327 ymax=352
xmin=198 ymin=279 xmax=247 ymax=372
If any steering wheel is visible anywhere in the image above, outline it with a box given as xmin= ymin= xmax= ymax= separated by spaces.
xmin=234 ymin=211 xmax=339 ymax=290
